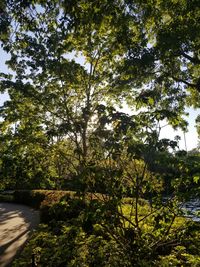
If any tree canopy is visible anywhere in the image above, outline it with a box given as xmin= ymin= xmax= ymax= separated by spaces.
xmin=0 ymin=0 xmax=199 ymax=187
xmin=1 ymin=1 xmax=200 ymax=266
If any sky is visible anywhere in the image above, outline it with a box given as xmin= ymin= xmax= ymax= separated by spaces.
xmin=0 ymin=47 xmax=199 ymax=151
xmin=159 ymin=109 xmax=199 ymax=151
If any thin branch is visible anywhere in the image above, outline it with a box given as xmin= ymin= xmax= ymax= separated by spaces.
xmin=181 ymin=52 xmax=200 ymax=65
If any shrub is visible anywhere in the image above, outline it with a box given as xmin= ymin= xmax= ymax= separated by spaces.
xmin=14 ymin=190 xmax=45 ymax=209
xmin=40 ymin=195 xmax=86 ymax=223
xmin=13 ymin=190 xmax=75 ymax=209
xmin=12 ymin=224 xmax=131 ymax=267
xmin=0 ymin=193 xmax=14 ymax=202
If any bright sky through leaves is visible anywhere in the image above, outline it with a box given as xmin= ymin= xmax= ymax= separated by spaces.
xmin=0 ymin=47 xmax=199 ymax=151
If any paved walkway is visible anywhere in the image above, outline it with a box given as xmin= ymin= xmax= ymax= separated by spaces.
xmin=0 ymin=203 xmax=39 ymax=267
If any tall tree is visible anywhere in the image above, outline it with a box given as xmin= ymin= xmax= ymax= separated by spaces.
xmin=122 ymin=0 xmax=200 ymax=107
xmin=0 ymin=0 xmax=133 ymax=187
xmin=0 ymin=0 xmax=197 ymax=189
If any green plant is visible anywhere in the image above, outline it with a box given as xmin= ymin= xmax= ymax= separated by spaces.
xmin=13 ymin=190 xmax=74 ymax=209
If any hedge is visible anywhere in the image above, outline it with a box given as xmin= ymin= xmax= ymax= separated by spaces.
xmin=13 ymin=190 xmax=75 ymax=209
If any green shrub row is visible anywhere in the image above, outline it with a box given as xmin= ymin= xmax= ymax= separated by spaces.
xmin=12 ymin=190 xmax=110 ymax=224
xmin=40 ymin=194 xmax=85 ymax=223
xmin=0 ymin=193 xmax=14 ymax=202
xmin=13 ymin=190 xmax=75 ymax=209
xmin=13 ymin=190 xmax=82 ymax=224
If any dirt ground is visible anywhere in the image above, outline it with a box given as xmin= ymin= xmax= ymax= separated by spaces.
xmin=0 ymin=203 xmax=39 ymax=267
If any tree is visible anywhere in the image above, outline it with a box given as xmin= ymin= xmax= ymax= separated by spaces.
xmin=1 ymin=1 xmax=200 ymax=266
xmin=0 ymin=1 xmax=197 ymax=200
xmin=0 ymin=0 xmax=137 ymax=188
xmin=121 ymin=0 xmax=200 ymax=108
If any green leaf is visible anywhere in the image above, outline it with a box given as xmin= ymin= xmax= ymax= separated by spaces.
xmin=193 ymin=176 xmax=200 ymax=184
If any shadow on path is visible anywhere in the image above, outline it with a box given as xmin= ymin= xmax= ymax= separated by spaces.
xmin=0 ymin=203 xmax=39 ymax=267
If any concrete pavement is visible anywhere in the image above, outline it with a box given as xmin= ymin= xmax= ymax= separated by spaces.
xmin=0 ymin=203 xmax=39 ymax=267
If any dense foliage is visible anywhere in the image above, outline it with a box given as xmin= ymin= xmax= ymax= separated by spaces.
xmin=0 ymin=0 xmax=200 ymax=266
xmin=13 ymin=195 xmax=200 ymax=266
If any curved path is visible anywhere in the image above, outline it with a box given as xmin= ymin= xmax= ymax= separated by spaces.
xmin=0 ymin=203 xmax=40 ymax=267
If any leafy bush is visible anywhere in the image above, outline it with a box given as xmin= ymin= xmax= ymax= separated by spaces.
xmin=12 ymin=195 xmax=200 ymax=267
xmin=0 ymin=193 xmax=14 ymax=202
xmin=11 ymin=190 xmax=200 ymax=266
xmin=13 ymin=224 xmax=131 ymax=267
xmin=14 ymin=190 xmax=44 ymax=209
xmin=13 ymin=190 xmax=75 ymax=209
xmin=40 ymin=196 xmax=86 ymax=223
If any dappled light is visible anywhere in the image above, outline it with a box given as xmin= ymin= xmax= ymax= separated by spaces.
xmin=0 ymin=203 xmax=39 ymax=267
xmin=0 ymin=0 xmax=200 ymax=266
